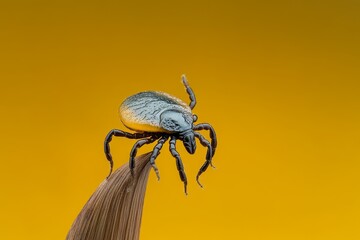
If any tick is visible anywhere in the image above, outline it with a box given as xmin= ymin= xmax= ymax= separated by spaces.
xmin=104 ymin=75 xmax=217 ymax=194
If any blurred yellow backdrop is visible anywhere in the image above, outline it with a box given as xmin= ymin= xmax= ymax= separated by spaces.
xmin=1 ymin=0 xmax=359 ymax=239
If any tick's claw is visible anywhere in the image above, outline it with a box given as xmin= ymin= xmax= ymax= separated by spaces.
xmin=106 ymin=169 xmax=112 ymax=179
xmin=196 ymin=175 xmax=204 ymax=188
xmin=210 ymin=162 xmax=216 ymax=169
xmin=154 ymin=169 xmax=160 ymax=181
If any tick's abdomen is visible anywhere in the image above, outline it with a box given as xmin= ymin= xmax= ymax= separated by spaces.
xmin=119 ymin=91 xmax=192 ymax=133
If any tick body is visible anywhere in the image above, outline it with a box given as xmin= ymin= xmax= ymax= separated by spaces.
xmin=104 ymin=75 xmax=217 ymax=194
xmin=120 ymin=91 xmax=193 ymax=134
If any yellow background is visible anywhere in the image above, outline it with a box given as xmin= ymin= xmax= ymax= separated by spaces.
xmin=1 ymin=0 xmax=359 ymax=239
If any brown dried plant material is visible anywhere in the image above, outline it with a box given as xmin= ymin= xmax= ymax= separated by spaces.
xmin=67 ymin=152 xmax=153 ymax=240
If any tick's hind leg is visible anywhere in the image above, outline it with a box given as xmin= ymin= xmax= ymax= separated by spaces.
xmin=104 ymin=129 xmax=151 ymax=178
xmin=149 ymin=136 xmax=169 ymax=180
xmin=129 ymin=137 xmax=158 ymax=177
xmin=181 ymin=74 xmax=196 ymax=109
xmin=194 ymin=123 xmax=217 ymax=157
xmin=194 ymin=132 xmax=213 ymax=188
xmin=169 ymin=136 xmax=188 ymax=194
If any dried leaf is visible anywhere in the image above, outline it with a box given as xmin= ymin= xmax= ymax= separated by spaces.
xmin=67 ymin=152 xmax=152 ymax=240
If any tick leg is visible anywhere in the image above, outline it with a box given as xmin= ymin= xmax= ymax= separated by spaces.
xmin=169 ymin=136 xmax=188 ymax=194
xmin=181 ymin=74 xmax=196 ymax=109
xmin=194 ymin=123 xmax=217 ymax=157
xmin=149 ymin=136 xmax=169 ymax=180
xmin=104 ymin=129 xmax=151 ymax=178
xmin=194 ymin=132 xmax=213 ymax=188
xmin=129 ymin=137 xmax=157 ymax=177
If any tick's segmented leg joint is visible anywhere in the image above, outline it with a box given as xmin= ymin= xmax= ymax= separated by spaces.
xmin=181 ymin=74 xmax=196 ymax=110
xmin=194 ymin=123 xmax=217 ymax=157
xmin=169 ymin=136 xmax=188 ymax=194
xmin=149 ymin=136 xmax=169 ymax=180
xmin=129 ymin=138 xmax=156 ymax=177
xmin=194 ymin=132 xmax=214 ymax=188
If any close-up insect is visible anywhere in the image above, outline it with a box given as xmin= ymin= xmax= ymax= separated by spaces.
xmin=104 ymin=75 xmax=217 ymax=194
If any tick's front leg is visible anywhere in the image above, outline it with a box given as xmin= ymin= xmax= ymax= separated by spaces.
xmin=181 ymin=74 xmax=196 ymax=110
xmin=194 ymin=123 xmax=217 ymax=157
xmin=194 ymin=132 xmax=213 ymax=188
